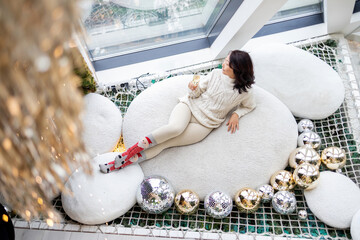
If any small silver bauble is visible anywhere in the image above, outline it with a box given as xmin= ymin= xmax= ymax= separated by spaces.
xmin=297 ymin=119 xmax=314 ymax=133
xmin=293 ymin=163 xmax=320 ymax=190
xmin=257 ymin=184 xmax=274 ymax=203
xmin=272 ymin=191 xmax=297 ymax=215
xmin=204 ymin=191 xmax=233 ymax=219
xmin=288 ymin=146 xmax=321 ymax=169
xmin=297 ymin=131 xmax=321 ymax=150
xmin=136 ymin=176 xmax=175 ymax=214
xmin=298 ymin=209 xmax=308 ymax=220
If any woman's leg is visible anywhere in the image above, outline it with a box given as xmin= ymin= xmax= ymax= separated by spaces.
xmin=150 ymin=102 xmax=192 ymax=144
xmin=140 ymin=120 xmax=212 ymax=160
xmin=99 ymin=103 xmax=192 ymax=173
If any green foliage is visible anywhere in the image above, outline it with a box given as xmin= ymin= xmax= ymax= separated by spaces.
xmin=74 ymin=60 xmax=97 ymax=95
xmin=323 ymin=39 xmax=338 ymax=48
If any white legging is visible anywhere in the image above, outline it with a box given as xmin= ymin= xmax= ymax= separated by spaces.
xmin=143 ymin=102 xmax=213 ymax=159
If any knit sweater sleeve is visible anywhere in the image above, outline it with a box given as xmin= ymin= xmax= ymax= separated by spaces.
xmin=233 ymin=90 xmax=256 ymax=118
xmin=188 ymin=71 xmax=213 ymax=98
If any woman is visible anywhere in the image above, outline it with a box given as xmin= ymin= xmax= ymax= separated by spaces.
xmin=100 ymin=50 xmax=256 ymax=173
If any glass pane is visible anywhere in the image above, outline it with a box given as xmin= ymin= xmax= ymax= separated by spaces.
xmin=82 ymin=0 xmax=229 ymax=60
xmin=269 ymin=0 xmax=322 ymax=23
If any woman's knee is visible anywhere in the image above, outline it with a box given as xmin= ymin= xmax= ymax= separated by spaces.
xmin=166 ymin=124 xmax=186 ymax=137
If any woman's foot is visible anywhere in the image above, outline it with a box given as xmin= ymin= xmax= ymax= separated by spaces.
xmin=99 ymin=161 xmax=115 ymax=173
xmin=99 ymin=152 xmax=144 ymax=173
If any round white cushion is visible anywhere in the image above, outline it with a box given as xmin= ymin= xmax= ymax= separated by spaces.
xmin=246 ymin=43 xmax=344 ymax=120
xmin=352 ymin=208 xmax=360 ymax=240
xmin=82 ymin=93 xmax=122 ymax=158
xmin=62 ymin=152 xmax=144 ymax=225
xmin=304 ymin=171 xmax=360 ymax=229
xmin=123 ymin=75 xmax=298 ymax=199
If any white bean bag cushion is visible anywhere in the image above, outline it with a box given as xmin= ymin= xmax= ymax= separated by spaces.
xmin=123 ymin=75 xmax=298 ymax=199
xmin=245 ymin=43 xmax=344 ymax=120
xmin=82 ymin=93 xmax=122 ymax=158
xmin=352 ymin=208 xmax=360 ymax=240
xmin=304 ymin=171 xmax=360 ymax=229
xmin=62 ymin=152 xmax=144 ymax=224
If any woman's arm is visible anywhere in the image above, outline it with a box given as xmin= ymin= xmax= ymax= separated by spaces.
xmin=188 ymin=71 xmax=213 ymax=98
xmin=227 ymin=92 xmax=256 ymax=133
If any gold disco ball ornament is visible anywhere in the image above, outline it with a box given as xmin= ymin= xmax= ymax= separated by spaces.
xmin=270 ymin=170 xmax=296 ymax=191
xmin=321 ymin=146 xmax=347 ymax=170
xmin=293 ymin=163 xmax=320 ymax=190
xmin=234 ymin=188 xmax=261 ymax=213
xmin=297 ymin=131 xmax=321 ymax=150
xmin=174 ymin=190 xmax=200 ymax=215
xmin=288 ymin=146 xmax=321 ymax=169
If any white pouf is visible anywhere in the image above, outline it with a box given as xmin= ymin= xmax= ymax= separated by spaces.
xmin=123 ymin=75 xmax=298 ymax=199
xmin=246 ymin=43 xmax=344 ymax=120
xmin=352 ymin=208 xmax=360 ymax=240
xmin=82 ymin=93 xmax=122 ymax=158
xmin=62 ymin=152 xmax=144 ymax=225
xmin=304 ymin=171 xmax=360 ymax=229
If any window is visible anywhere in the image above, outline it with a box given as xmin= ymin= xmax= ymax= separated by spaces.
xmin=82 ymin=0 xmax=231 ymax=61
xmin=268 ymin=0 xmax=323 ymax=24
xmin=254 ymin=0 xmax=323 ymax=38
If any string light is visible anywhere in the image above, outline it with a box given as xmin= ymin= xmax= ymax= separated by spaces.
xmin=46 ymin=218 xmax=54 ymax=227
xmin=2 ymin=214 xmax=9 ymax=223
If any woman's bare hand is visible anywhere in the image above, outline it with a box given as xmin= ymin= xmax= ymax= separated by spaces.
xmin=226 ymin=113 xmax=239 ymax=134
xmin=188 ymin=81 xmax=197 ymax=91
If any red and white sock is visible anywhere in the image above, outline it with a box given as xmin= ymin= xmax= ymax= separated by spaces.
xmin=121 ymin=135 xmax=155 ymax=161
xmin=99 ymin=152 xmax=146 ymax=173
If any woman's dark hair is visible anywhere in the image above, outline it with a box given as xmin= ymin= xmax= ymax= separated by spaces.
xmin=229 ymin=50 xmax=255 ymax=94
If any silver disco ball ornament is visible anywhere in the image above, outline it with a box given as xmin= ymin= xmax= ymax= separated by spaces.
xmin=136 ymin=176 xmax=175 ymax=214
xmin=204 ymin=191 xmax=233 ymax=219
xmin=288 ymin=146 xmax=321 ymax=169
xmin=272 ymin=191 xmax=297 ymax=215
xmin=297 ymin=119 xmax=314 ymax=133
xmin=297 ymin=131 xmax=321 ymax=150
xmin=257 ymin=184 xmax=274 ymax=203
xmin=298 ymin=209 xmax=308 ymax=220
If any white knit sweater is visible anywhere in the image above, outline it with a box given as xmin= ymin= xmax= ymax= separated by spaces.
xmin=179 ymin=69 xmax=256 ymax=128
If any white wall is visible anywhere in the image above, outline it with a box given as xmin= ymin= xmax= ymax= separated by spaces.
xmin=324 ymin=0 xmax=356 ymax=33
